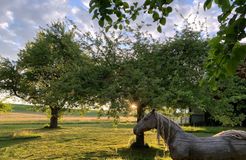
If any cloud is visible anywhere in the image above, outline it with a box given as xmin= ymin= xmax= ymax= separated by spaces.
xmin=0 ymin=22 xmax=9 ymax=29
xmin=0 ymin=0 xmax=221 ymax=61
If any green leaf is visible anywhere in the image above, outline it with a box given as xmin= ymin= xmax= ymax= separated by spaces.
xmin=157 ymin=25 xmax=162 ymax=33
xmin=159 ymin=18 xmax=166 ymax=25
xmin=132 ymin=14 xmax=137 ymax=21
xmin=105 ymin=16 xmax=112 ymax=24
xmin=226 ymin=44 xmax=246 ymax=75
xmin=119 ymin=24 xmax=123 ymax=30
xmin=125 ymin=19 xmax=130 ymax=24
xmin=123 ymin=2 xmax=129 ymax=8
xmin=99 ymin=18 xmax=104 ymax=27
xmin=217 ymin=0 xmax=230 ymax=12
xmin=144 ymin=0 xmax=151 ymax=6
xmin=89 ymin=5 xmax=96 ymax=13
xmin=105 ymin=26 xmax=111 ymax=32
xmin=204 ymin=0 xmax=213 ymax=10
xmin=166 ymin=7 xmax=172 ymax=14
xmin=113 ymin=24 xmax=118 ymax=29
xmin=152 ymin=11 xmax=159 ymax=21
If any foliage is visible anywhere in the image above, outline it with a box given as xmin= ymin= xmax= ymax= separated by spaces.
xmin=78 ymin=24 xmax=209 ymax=120
xmin=0 ymin=101 xmax=11 ymax=113
xmin=89 ymin=0 xmax=246 ymax=87
xmin=0 ymin=21 xmax=94 ymax=128
xmin=204 ymin=76 xmax=246 ymax=126
xmin=203 ymin=0 xmax=246 ymax=86
xmin=154 ymin=27 xmax=209 ymax=110
xmin=89 ymin=0 xmax=173 ymax=32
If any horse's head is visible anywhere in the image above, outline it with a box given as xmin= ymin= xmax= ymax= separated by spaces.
xmin=133 ymin=109 xmax=157 ymax=135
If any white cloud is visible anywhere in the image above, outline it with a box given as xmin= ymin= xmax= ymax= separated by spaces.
xmin=72 ymin=7 xmax=80 ymax=14
xmin=0 ymin=22 xmax=8 ymax=29
xmin=6 ymin=10 xmax=14 ymax=21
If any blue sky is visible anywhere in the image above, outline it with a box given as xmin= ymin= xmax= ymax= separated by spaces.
xmin=0 ymin=0 xmax=222 ymax=60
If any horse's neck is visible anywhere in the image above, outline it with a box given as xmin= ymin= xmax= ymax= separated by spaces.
xmin=158 ymin=114 xmax=184 ymax=144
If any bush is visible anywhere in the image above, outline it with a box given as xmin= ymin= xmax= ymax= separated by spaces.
xmin=0 ymin=101 xmax=11 ymax=113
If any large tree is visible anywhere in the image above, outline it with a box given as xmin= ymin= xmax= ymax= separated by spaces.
xmin=0 ymin=21 xmax=93 ymax=128
xmin=79 ymin=25 xmax=210 ymax=146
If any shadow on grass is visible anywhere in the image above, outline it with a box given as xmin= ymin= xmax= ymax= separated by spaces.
xmin=0 ymin=135 xmax=41 ymax=148
xmin=82 ymin=146 xmax=169 ymax=160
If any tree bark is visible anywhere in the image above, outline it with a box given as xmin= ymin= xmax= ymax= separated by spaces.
xmin=50 ymin=107 xmax=59 ymax=128
xmin=135 ymin=103 xmax=145 ymax=147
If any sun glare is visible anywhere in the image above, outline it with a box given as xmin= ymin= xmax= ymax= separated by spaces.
xmin=130 ymin=103 xmax=137 ymax=109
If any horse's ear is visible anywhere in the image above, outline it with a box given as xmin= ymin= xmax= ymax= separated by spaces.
xmin=151 ymin=108 xmax=156 ymax=113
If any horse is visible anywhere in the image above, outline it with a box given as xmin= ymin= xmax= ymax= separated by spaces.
xmin=133 ymin=109 xmax=246 ymax=160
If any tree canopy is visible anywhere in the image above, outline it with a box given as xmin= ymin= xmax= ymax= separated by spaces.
xmin=0 ymin=21 xmax=94 ymax=128
xmin=89 ymin=0 xmax=246 ymax=86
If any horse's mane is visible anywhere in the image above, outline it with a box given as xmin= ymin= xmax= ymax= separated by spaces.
xmin=214 ymin=130 xmax=246 ymax=140
xmin=155 ymin=112 xmax=182 ymax=144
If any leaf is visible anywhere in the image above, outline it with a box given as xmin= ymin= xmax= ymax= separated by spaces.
xmin=226 ymin=43 xmax=246 ymax=75
xmin=119 ymin=24 xmax=123 ymax=30
xmin=157 ymin=25 xmax=162 ymax=33
xmin=166 ymin=7 xmax=172 ymax=14
xmin=99 ymin=18 xmax=104 ymax=27
xmin=132 ymin=14 xmax=137 ymax=21
xmin=125 ymin=19 xmax=130 ymax=24
xmin=105 ymin=26 xmax=111 ymax=32
xmin=204 ymin=0 xmax=213 ymax=10
xmin=105 ymin=16 xmax=112 ymax=24
xmin=217 ymin=0 xmax=230 ymax=12
xmin=89 ymin=5 xmax=96 ymax=13
xmin=123 ymin=2 xmax=129 ymax=8
xmin=159 ymin=18 xmax=166 ymax=25
xmin=144 ymin=0 xmax=151 ymax=6
xmin=152 ymin=11 xmax=159 ymax=21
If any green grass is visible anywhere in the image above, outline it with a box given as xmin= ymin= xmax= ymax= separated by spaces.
xmin=10 ymin=104 xmax=35 ymax=113
xmin=1 ymin=120 xmax=245 ymax=160
xmin=1 ymin=106 xmax=246 ymax=159
xmin=0 ymin=121 xmax=168 ymax=160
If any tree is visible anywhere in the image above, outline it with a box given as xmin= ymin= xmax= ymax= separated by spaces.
xmin=0 ymin=21 xmax=93 ymax=128
xmin=78 ymin=27 xmax=164 ymax=147
xmin=203 ymin=75 xmax=246 ymax=126
xmin=88 ymin=0 xmax=246 ymax=86
xmin=79 ymin=24 xmax=210 ymax=146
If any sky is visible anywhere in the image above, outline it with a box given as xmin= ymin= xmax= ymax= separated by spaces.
xmin=0 ymin=0 xmax=223 ymax=61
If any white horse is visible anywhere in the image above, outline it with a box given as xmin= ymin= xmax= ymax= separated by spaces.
xmin=133 ymin=109 xmax=246 ymax=160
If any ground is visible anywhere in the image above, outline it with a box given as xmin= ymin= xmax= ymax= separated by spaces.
xmin=0 ymin=105 xmax=245 ymax=160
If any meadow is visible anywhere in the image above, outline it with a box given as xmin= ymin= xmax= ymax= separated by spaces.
xmin=0 ymin=105 xmax=245 ymax=160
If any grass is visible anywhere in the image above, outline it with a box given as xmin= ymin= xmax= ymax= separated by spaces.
xmin=2 ymin=120 xmax=245 ymax=160
xmin=0 ymin=121 xmax=168 ymax=160
xmin=1 ymin=108 xmax=246 ymax=160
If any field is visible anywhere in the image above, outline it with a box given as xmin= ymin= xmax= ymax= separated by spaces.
xmin=0 ymin=104 xmax=245 ymax=160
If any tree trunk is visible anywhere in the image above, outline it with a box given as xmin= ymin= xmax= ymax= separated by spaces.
xmin=135 ymin=104 xmax=145 ymax=147
xmin=50 ymin=107 xmax=59 ymax=128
